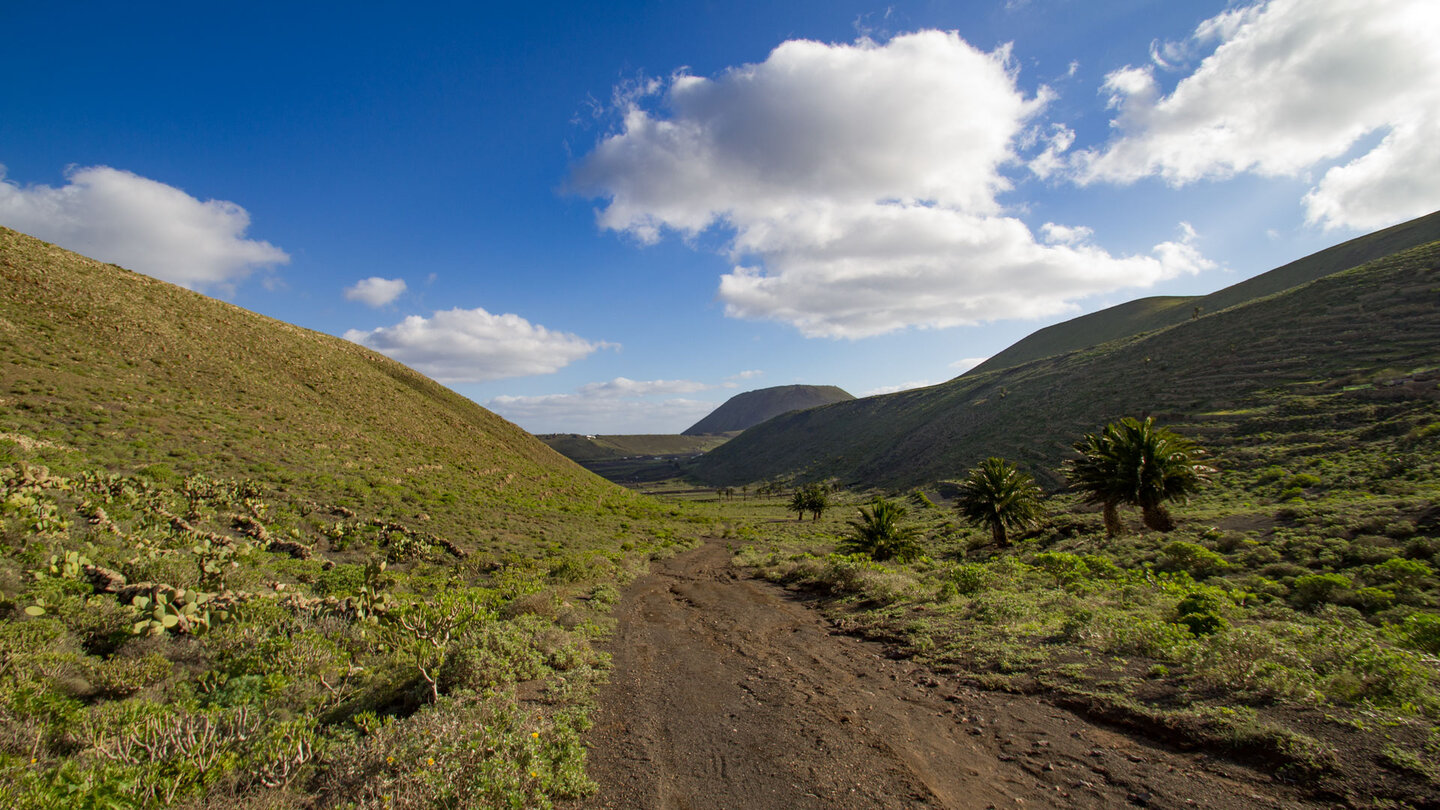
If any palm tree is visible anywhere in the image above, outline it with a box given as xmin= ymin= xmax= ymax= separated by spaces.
xmin=1120 ymin=417 xmax=1215 ymax=531
xmin=806 ymin=483 xmax=831 ymax=520
xmin=1066 ymin=417 xmax=1215 ymax=535
xmin=1065 ymin=422 xmax=1129 ymax=536
xmin=845 ymin=497 xmax=923 ymax=562
xmin=787 ymin=488 xmax=808 ymax=522
xmin=954 ymin=457 xmax=1046 ymax=547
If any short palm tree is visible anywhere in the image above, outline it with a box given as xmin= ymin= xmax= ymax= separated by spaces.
xmin=787 ymin=488 xmax=808 ymax=522
xmin=803 ymin=483 xmax=830 ymax=521
xmin=845 ymin=498 xmax=923 ymax=562
xmin=1065 ymin=422 xmax=1129 ymax=536
xmin=954 ymin=457 xmax=1046 ymax=547
xmin=787 ymin=483 xmax=830 ymax=521
xmin=1066 ymin=417 xmax=1215 ymax=535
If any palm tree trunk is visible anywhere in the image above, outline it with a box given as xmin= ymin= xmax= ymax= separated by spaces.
xmin=1141 ymin=503 xmax=1175 ymax=532
xmin=991 ymin=520 xmax=1007 ymax=548
xmin=1102 ymin=501 xmax=1123 ymax=537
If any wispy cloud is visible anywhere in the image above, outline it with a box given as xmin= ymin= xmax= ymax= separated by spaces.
xmin=862 ymin=379 xmax=936 ymax=396
xmin=949 ymin=356 xmax=990 ymax=373
xmin=487 ymin=376 xmax=720 ymax=433
xmin=0 ymin=164 xmax=288 ymax=291
xmin=576 ymin=377 xmax=715 ymax=396
xmin=344 ymin=307 xmax=612 ymax=383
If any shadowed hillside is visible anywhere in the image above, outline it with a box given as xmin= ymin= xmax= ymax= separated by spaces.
xmin=538 ymin=433 xmax=729 ymax=462
xmin=691 ymin=238 xmax=1440 ymax=489
xmin=683 ymin=384 xmax=854 ymax=435
xmin=972 ymin=209 xmax=1440 ymax=375
xmin=539 ymin=433 xmax=731 ymax=484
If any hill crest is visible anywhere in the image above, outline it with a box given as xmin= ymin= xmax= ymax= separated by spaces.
xmin=971 ymin=210 xmax=1440 ymax=375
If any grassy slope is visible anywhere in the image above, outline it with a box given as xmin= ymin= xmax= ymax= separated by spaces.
xmin=0 ymin=228 xmax=708 ymax=809
xmin=0 ymin=226 xmax=651 ymax=557
xmin=682 ymin=384 xmax=855 ymax=436
xmin=970 ymin=209 xmax=1440 ymax=375
xmin=692 ymin=239 xmax=1440 ymax=490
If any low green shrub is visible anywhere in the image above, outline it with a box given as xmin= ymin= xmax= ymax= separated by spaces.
xmin=948 ymin=562 xmax=988 ymax=595
xmin=1160 ymin=541 xmax=1230 ymax=579
xmin=1390 ymin=613 xmax=1440 ymax=654
xmin=1291 ymin=573 xmax=1353 ymax=609
xmin=1175 ymin=591 xmax=1230 ymax=636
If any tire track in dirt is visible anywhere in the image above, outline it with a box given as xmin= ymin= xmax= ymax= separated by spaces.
xmin=570 ymin=541 xmax=1319 ymax=810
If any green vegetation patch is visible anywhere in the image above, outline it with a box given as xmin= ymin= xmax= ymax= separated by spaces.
xmin=728 ymin=403 xmax=1440 ymax=806
xmin=0 ymin=228 xmax=717 ymax=807
xmin=0 ymin=462 xmax=704 ymax=808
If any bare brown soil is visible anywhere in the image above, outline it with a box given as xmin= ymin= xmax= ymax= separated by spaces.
xmin=570 ymin=541 xmax=1327 ymax=810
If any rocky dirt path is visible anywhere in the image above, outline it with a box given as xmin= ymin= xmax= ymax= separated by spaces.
xmin=569 ymin=540 xmax=1323 ymax=810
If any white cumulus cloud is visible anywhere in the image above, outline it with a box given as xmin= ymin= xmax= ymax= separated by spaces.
xmin=573 ymin=31 xmax=1212 ymax=339
xmin=1304 ymin=120 xmax=1440 ymax=231
xmin=0 ymin=164 xmax=288 ymax=290
xmin=716 ymin=212 xmax=1212 ymax=338
xmin=1074 ymin=0 xmax=1440 ymax=230
xmin=1039 ymin=222 xmax=1093 ymax=246
xmin=344 ymin=277 xmax=408 ymax=307
xmin=343 ymin=307 xmax=612 ymax=384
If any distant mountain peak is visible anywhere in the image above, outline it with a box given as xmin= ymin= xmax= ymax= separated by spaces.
xmin=683 ymin=384 xmax=854 ymax=436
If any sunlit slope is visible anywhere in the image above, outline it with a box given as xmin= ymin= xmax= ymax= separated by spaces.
xmin=691 ymin=239 xmax=1440 ymax=489
xmin=0 ymin=227 xmax=641 ymax=553
xmin=971 ymin=209 xmax=1440 ymax=375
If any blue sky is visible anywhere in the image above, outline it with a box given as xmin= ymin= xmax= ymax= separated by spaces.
xmin=3 ymin=0 xmax=1437 ymax=433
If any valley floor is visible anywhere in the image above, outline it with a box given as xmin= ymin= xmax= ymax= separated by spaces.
xmin=569 ymin=540 xmax=1316 ymax=810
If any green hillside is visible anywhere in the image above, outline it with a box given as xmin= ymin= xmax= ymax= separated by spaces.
xmin=0 ymin=227 xmax=658 ymax=556
xmin=691 ymin=238 xmax=1440 ymax=490
xmin=0 ymin=228 xmax=702 ymax=808
xmin=972 ymin=209 xmax=1440 ymax=375
xmin=682 ymin=384 xmax=854 ymax=435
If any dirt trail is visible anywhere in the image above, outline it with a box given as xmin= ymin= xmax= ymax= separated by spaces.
xmin=571 ymin=541 xmax=1319 ymax=810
